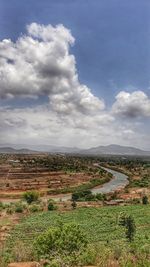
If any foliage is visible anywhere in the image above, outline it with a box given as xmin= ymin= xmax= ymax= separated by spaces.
xmin=72 ymin=190 xmax=92 ymax=201
xmin=15 ymin=202 xmax=24 ymax=213
xmin=142 ymin=195 xmax=149 ymax=205
xmin=34 ymin=223 xmax=87 ymax=266
xmin=23 ymin=191 xmax=39 ymax=204
xmin=72 ymin=190 xmax=106 ymax=202
xmin=119 ymin=214 xmax=136 ymax=242
xmin=47 ymin=199 xmax=57 ymax=211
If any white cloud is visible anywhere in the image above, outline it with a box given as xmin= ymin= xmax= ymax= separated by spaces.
xmin=112 ymin=91 xmax=150 ymax=117
xmin=0 ymin=23 xmax=149 ymax=149
xmin=0 ymin=23 xmax=104 ymax=114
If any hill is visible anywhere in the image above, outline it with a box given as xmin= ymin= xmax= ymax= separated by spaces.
xmin=0 ymin=144 xmax=150 ymax=156
xmin=81 ymin=144 xmax=150 ymax=156
xmin=0 ymin=147 xmax=38 ymax=154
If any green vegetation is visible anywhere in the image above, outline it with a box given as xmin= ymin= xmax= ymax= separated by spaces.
xmin=14 ymin=202 xmax=24 ymax=213
xmin=142 ymin=195 xmax=149 ymax=205
xmin=47 ymin=199 xmax=57 ymax=211
xmin=34 ymin=223 xmax=87 ymax=266
xmin=1 ymin=154 xmax=150 ymax=266
xmin=119 ymin=215 xmax=136 ymax=242
xmin=2 ymin=205 xmax=150 ymax=266
xmin=129 ymin=174 xmax=150 ymax=188
xmin=72 ymin=190 xmax=106 ymax=201
xmin=23 ymin=191 xmax=39 ymax=204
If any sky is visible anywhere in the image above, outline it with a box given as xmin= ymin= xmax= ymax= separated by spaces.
xmin=0 ymin=0 xmax=150 ymax=150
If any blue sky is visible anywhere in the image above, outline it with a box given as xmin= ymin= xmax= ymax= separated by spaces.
xmin=0 ymin=0 xmax=150 ymax=101
xmin=0 ymin=0 xmax=150 ymax=149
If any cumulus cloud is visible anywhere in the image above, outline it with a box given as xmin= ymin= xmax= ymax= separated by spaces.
xmin=112 ymin=91 xmax=150 ymax=117
xmin=0 ymin=22 xmax=104 ymax=114
xmin=0 ymin=23 xmax=149 ymax=149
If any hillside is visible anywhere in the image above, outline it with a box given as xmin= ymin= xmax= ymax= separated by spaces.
xmin=4 ymin=206 xmax=150 ymax=266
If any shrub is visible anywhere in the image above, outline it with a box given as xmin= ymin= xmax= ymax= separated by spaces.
xmin=23 ymin=191 xmax=39 ymax=204
xmin=47 ymin=199 xmax=57 ymax=211
xmin=72 ymin=190 xmax=92 ymax=201
xmin=119 ymin=214 xmax=136 ymax=242
xmin=142 ymin=195 xmax=149 ymax=205
xmin=15 ymin=202 xmax=25 ymax=213
xmin=34 ymin=223 xmax=88 ymax=266
xmin=95 ymin=193 xmax=105 ymax=201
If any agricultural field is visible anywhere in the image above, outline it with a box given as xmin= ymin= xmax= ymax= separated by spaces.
xmin=0 ymin=154 xmax=111 ymax=200
xmin=0 ymin=154 xmax=150 ymax=266
xmin=1 ymin=205 xmax=150 ymax=266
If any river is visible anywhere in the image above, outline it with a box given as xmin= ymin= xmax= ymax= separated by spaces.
xmin=53 ymin=166 xmax=129 ymax=201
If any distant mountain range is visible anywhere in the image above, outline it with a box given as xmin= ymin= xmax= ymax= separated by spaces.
xmin=0 ymin=147 xmax=38 ymax=154
xmin=80 ymin=144 xmax=150 ymax=156
xmin=0 ymin=144 xmax=150 ymax=156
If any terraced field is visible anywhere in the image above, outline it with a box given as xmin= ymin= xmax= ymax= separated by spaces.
xmin=0 ymin=154 xmax=111 ymax=199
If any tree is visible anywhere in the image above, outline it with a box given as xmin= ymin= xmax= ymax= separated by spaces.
xmin=34 ymin=223 xmax=87 ymax=266
xmin=23 ymin=191 xmax=39 ymax=204
xmin=142 ymin=195 xmax=149 ymax=205
xmin=119 ymin=214 xmax=136 ymax=242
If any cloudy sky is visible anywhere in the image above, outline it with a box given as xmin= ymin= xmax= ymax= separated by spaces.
xmin=0 ymin=0 xmax=150 ymax=150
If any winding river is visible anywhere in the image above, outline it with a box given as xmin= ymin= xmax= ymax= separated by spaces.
xmin=53 ymin=167 xmax=129 ymax=201
xmin=91 ymin=167 xmax=129 ymax=194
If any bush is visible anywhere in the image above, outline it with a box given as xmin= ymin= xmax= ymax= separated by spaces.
xmin=34 ymin=223 xmax=88 ymax=266
xmin=119 ymin=214 xmax=136 ymax=242
xmin=15 ymin=202 xmax=25 ymax=213
xmin=47 ymin=200 xmax=57 ymax=211
xmin=23 ymin=191 xmax=39 ymax=204
xmin=72 ymin=190 xmax=92 ymax=201
xmin=72 ymin=190 xmax=106 ymax=202
xmin=142 ymin=195 xmax=149 ymax=205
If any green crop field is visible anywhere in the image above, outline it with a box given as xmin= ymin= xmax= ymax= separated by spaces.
xmin=2 ymin=205 xmax=150 ymax=266
xmin=6 ymin=205 xmax=150 ymax=245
